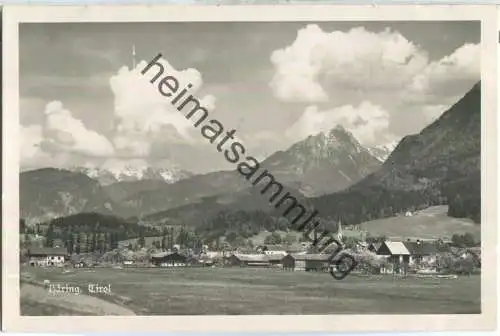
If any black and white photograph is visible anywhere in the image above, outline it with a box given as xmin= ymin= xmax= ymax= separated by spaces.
xmin=2 ymin=4 xmax=497 ymax=333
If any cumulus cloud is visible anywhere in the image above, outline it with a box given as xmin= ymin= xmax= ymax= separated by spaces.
xmin=108 ymin=59 xmax=216 ymax=157
xmin=271 ymin=24 xmax=479 ymax=105
xmin=21 ymin=125 xmax=50 ymax=168
xmin=20 ymin=102 xmax=116 ymax=169
xmin=286 ymin=102 xmax=393 ymax=147
xmin=21 ymin=56 xmax=217 ymax=169
xmin=404 ymin=43 xmax=480 ymax=104
xmin=271 ymin=24 xmax=480 ymax=145
xmin=270 ymin=25 xmax=429 ymax=103
xmin=44 ymin=101 xmax=115 ymax=157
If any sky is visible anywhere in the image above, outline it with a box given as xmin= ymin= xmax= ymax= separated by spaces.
xmin=20 ymin=21 xmax=480 ymax=174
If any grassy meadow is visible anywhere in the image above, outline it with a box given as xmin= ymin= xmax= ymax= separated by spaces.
xmin=21 ymin=266 xmax=480 ymax=315
xmin=359 ymin=206 xmax=481 ymax=240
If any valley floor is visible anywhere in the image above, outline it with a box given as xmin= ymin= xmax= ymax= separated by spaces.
xmin=21 ymin=266 xmax=480 ymax=315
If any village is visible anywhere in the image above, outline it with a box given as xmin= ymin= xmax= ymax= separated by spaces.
xmin=21 ymin=220 xmax=481 ymax=278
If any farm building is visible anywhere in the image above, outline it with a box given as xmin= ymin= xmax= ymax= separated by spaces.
xmin=27 ymin=247 xmax=68 ymax=267
xmin=123 ymin=260 xmax=136 ymax=267
xmin=151 ymin=252 xmax=188 ymax=267
xmin=282 ymin=253 xmax=331 ymax=272
xmin=376 ymin=241 xmax=410 ymax=274
xmin=266 ymin=254 xmax=285 ymax=266
xmin=260 ymin=245 xmax=288 ymax=256
xmin=206 ymin=251 xmax=223 ymax=258
xmin=403 ymin=240 xmax=444 ymax=265
xmin=226 ymin=254 xmax=271 ymax=267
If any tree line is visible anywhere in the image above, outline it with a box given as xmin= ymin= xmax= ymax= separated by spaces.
xmin=21 ymin=212 xmax=162 ymax=254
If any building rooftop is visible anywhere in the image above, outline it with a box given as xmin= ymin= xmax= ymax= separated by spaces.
xmin=232 ymin=254 xmax=269 ymax=262
xmin=28 ymin=247 xmax=68 ymax=256
xmin=381 ymin=241 xmax=410 ymax=255
xmin=403 ymin=241 xmax=443 ymax=255
xmin=289 ymin=253 xmax=331 ymax=261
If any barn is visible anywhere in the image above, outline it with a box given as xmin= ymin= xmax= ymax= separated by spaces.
xmin=282 ymin=253 xmax=331 ymax=272
xmin=266 ymin=254 xmax=285 ymax=266
xmin=151 ymin=252 xmax=188 ymax=267
xmin=226 ymin=254 xmax=271 ymax=267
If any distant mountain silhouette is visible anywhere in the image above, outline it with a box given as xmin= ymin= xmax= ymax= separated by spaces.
xmin=20 ymin=168 xmax=125 ymax=224
xmin=260 ymin=125 xmax=381 ymax=196
xmin=311 ymin=82 xmax=481 ymax=224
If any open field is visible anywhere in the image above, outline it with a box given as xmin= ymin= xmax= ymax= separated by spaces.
xmin=359 ymin=206 xmax=481 ymax=240
xmin=21 ymin=266 xmax=480 ymax=315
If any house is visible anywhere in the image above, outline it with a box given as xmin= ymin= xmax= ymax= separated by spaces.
xmin=123 ymin=260 xmax=136 ymax=267
xmin=205 ymin=251 xmax=223 ymax=259
xmin=282 ymin=253 xmax=331 ymax=272
xmin=376 ymin=241 xmax=410 ymax=274
xmin=28 ymin=247 xmax=68 ymax=267
xmin=261 ymin=245 xmax=288 ymax=256
xmin=403 ymin=240 xmax=442 ymax=265
xmin=226 ymin=254 xmax=271 ymax=267
xmin=151 ymin=251 xmax=188 ymax=267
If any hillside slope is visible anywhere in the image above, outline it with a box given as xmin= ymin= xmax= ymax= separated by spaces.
xmin=20 ymin=168 xmax=125 ymax=224
xmin=358 ymin=206 xmax=480 ymax=240
xmin=311 ymin=82 xmax=481 ymax=225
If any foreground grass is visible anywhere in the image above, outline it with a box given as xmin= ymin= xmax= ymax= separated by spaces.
xmin=21 ymin=266 xmax=480 ymax=315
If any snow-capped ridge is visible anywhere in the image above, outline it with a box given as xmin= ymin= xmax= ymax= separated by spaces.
xmin=72 ymin=165 xmax=193 ymax=186
xmin=368 ymin=140 xmax=400 ymax=162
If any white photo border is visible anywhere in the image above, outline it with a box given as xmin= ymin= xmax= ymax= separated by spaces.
xmin=2 ymin=4 xmax=497 ymax=333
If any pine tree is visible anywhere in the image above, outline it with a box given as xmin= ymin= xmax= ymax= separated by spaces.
xmin=45 ymin=223 xmax=55 ymax=247
xmin=67 ymin=228 xmax=74 ymax=254
xmin=161 ymin=227 xmax=167 ymax=251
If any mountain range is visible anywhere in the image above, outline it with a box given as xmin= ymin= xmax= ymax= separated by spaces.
xmin=20 ymin=124 xmax=382 ymax=221
xmin=311 ymin=82 xmax=481 ymax=224
xmin=19 ymin=168 xmax=123 ymax=225
xmin=20 ymin=82 xmax=481 ymax=233
xmin=260 ymin=125 xmax=382 ymax=196
xmin=72 ymin=165 xmax=193 ymax=186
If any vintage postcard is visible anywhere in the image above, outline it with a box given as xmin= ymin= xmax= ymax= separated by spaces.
xmin=2 ymin=3 xmax=498 ymax=333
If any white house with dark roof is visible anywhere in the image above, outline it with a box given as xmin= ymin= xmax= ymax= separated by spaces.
xmin=28 ymin=247 xmax=68 ymax=267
